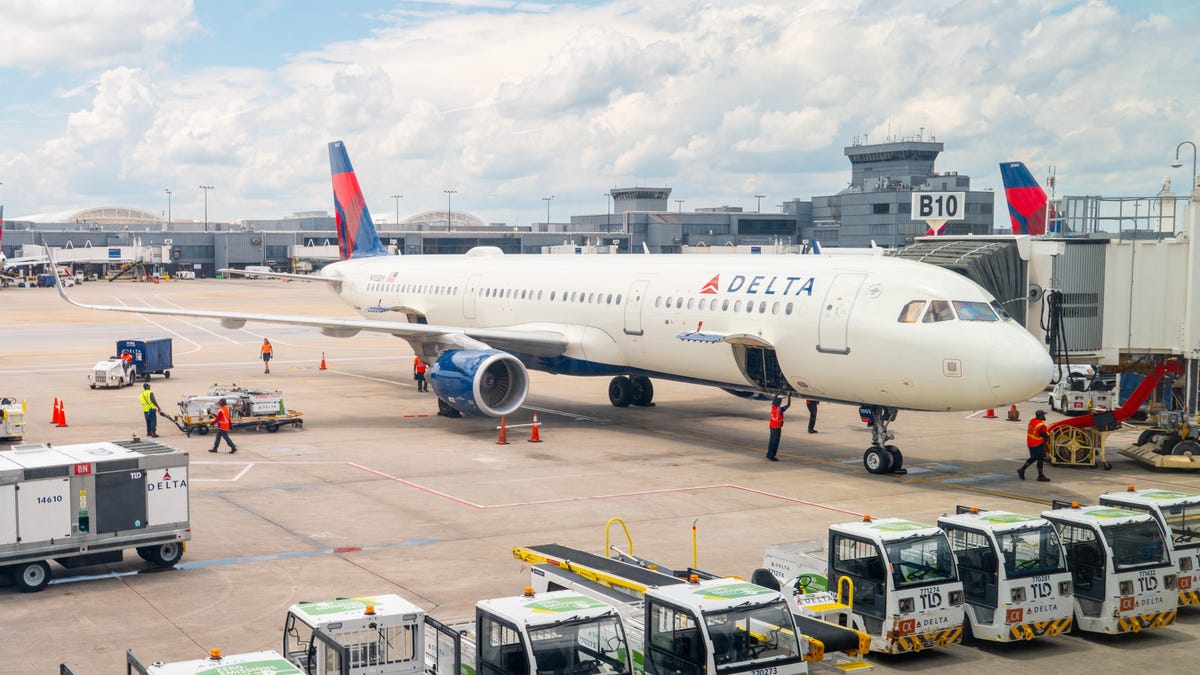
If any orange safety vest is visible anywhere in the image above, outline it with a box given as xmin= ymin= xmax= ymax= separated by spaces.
xmin=261 ymin=343 xmax=273 ymax=356
xmin=1027 ymin=418 xmax=1048 ymax=447
xmin=414 ymin=357 xmax=427 ymax=374
xmin=769 ymin=404 xmax=786 ymax=429
xmin=213 ymin=405 xmax=232 ymax=430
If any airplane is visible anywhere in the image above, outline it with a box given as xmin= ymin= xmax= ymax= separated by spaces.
xmin=999 ymin=161 xmax=1059 ymax=235
xmin=0 ymin=207 xmax=55 ymax=272
xmin=54 ymin=141 xmax=1054 ymax=475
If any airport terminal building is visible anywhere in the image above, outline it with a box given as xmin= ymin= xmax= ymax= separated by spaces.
xmin=2 ymin=138 xmax=991 ymax=276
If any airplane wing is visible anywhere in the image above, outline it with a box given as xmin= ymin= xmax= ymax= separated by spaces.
xmin=219 ymin=268 xmax=341 ymax=286
xmin=53 ymin=270 xmax=568 ymax=359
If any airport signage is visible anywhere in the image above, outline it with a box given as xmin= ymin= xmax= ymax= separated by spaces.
xmin=912 ymin=192 xmax=966 ymax=221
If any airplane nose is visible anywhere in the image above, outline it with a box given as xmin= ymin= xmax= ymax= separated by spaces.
xmin=988 ymin=332 xmax=1054 ymax=403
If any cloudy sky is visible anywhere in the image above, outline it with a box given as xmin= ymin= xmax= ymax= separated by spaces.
xmin=1 ymin=0 xmax=1197 ymax=230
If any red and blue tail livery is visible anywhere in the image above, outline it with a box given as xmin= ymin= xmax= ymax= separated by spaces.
xmin=329 ymin=140 xmax=388 ymax=260
xmin=999 ymin=161 xmax=1051 ymax=235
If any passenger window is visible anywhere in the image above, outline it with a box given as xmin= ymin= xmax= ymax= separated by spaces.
xmin=676 ymin=296 xmax=683 ymax=308
xmin=898 ymin=300 xmax=925 ymax=323
xmin=772 ymin=302 xmax=780 ymax=314
xmin=734 ymin=300 xmax=743 ymax=312
xmin=550 ymin=291 xmax=555 ymax=301
xmin=687 ymin=298 xmax=694 ymax=310
xmin=923 ymin=300 xmax=956 ymax=323
xmin=665 ymin=297 xmax=673 ymax=308
xmin=785 ymin=302 xmax=793 ymax=315
xmin=954 ymin=301 xmax=998 ymax=322
xmin=537 ymin=290 xmax=542 ymax=300
xmin=615 ymin=295 xmax=622 ymax=304
xmin=759 ymin=301 xmax=766 ymax=313
xmin=607 ymin=294 xmax=613 ymax=304
xmin=588 ymin=292 xmax=595 ymax=303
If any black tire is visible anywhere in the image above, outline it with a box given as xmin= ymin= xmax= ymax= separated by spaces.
xmin=196 ymin=425 xmax=209 ymax=436
xmin=863 ymin=447 xmax=894 ymax=474
xmin=885 ymin=445 xmax=904 ymax=472
xmin=143 ymin=373 xmax=151 ymax=382
xmin=146 ymin=542 xmax=183 ymax=568
xmin=136 ymin=547 xmax=153 ymax=562
xmin=89 ymin=383 xmax=96 ymax=390
xmin=631 ymin=376 xmax=655 ymax=407
xmin=1137 ymin=429 xmax=1161 ymax=447
xmin=1060 ymin=397 xmax=1069 ymax=415
xmin=266 ymin=423 xmax=280 ymax=433
xmin=14 ymin=561 xmax=51 ymax=593
xmin=164 ymin=370 xmax=171 ymax=379
xmin=1172 ymin=440 xmax=1200 ymax=456
xmin=608 ymin=376 xmax=633 ymax=407
xmin=437 ymin=397 xmax=462 ymax=418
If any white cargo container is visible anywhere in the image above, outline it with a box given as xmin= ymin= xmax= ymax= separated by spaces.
xmin=0 ymin=439 xmax=190 ymax=592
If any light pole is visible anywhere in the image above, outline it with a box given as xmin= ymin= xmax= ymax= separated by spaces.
xmin=390 ymin=194 xmax=403 ymax=225
xmin=543 ymin=195 xmax=555 ymax=226
xmin=199 ymin=185 xmax=214 ymax=232
xmin=754 ymin=193 xmax=766 ymax=213
xmin=604 ymin=192 xmax=612 ymax=229
xmin=444 ymin=189 xmax=456 ymax=231
xmin=675 ymin=199 xmax=684 ymax=213
xmin=1171 ymin=141 xmax=1197 ymax=189
xmin=164 ymin=188 xmax=172 ymax=224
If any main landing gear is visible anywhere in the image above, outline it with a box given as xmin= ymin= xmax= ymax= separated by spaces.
xmin=862 ymin=405 xmax=907 ymax=475
xmin=608 ymin=375 xmax=655 ymax=407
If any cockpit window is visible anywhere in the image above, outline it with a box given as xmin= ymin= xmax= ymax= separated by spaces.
xmin=990 ymin=303 xmax=1012 ymax=321
xmin=922 ymin=300 xmax=955 ymax=323
xmin=898 ymin=300 xmax=926 ymax=323
xmin=953 ymin=301 xmax=999 ymax=322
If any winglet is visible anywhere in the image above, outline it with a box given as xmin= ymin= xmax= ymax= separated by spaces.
xmin=999 ymin=162 xmax=1049 ymax=235
xmin=329 ymin=140 xmax=388 ymax=261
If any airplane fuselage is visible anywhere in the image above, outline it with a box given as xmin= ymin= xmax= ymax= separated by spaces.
xmin=320 ymin=250 xmax=1052 ymax=412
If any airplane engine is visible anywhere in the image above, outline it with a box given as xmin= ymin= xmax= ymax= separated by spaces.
xmin=428 ymin=349 xmax=529 ymax=417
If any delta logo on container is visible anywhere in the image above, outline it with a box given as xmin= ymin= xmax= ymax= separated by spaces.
xmin=147 ymin=468 xmax=187 ymax=492
xmin=698 ymin=273 xmax=816 ymax=296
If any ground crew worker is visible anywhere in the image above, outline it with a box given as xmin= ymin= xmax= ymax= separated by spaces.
xmin=260 ymin=338 xmax=273 ymax=374
xmin=1019 ymin=409 xmax=1050 ymax=482
xmin=139 ymin=383 xmax=160 ymax=438
xmin=120 ymin=350 xmax=134 ymax=377
xmin=765 ymin=395 xmax=791 ymax=461
xmin=209 ymin=398 xmax=238 ymax=454
xmin=806 ymin=399 xmax=819 ymax=433
xmin=413 ymin=356 xmax=429 ymax=392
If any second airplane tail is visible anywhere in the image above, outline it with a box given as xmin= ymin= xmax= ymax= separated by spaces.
xmin=999 ymin=161 xmax=1052 ymax=236
xmin=329 ymin=140 xmax=388 ymax=261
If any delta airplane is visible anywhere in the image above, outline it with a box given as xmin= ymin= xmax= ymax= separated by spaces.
xmin=56 ymin=141 xmax=1053 ymax=475
xmin=0 ymin=206 xmax=54 ymax=272
xmin=1000 ymin=161 xmax=1059 ymax=235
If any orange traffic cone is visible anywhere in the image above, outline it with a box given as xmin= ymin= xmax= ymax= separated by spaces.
xmin=528 ymin=413 xmax=542 ymax=443
xmin=1007 ymin=404 xmax=1021 ymax=422
xmin=319 ymin=352 xmax=327 ymax=370
xmin=52 ymin=397 xmax=60 ymax=424
xmin=984 ymin=408 xmax=996 ymax=418
xmin=496 ymin=416 xmax=509 ymax=445
xmin=56 ymin=400 xmax=69 ymax=427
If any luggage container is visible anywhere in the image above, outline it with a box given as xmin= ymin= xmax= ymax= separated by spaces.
xmin=0 ymin=439 xmax=190 ymax=592
xmin=116 ymin=338 xmax=173 ymax=381
xmin=167 ymin=384 xmax=303 ymax=435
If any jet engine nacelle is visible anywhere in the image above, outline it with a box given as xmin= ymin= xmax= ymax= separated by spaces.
xmin=428 ymin=349 xmax=529 ymax=417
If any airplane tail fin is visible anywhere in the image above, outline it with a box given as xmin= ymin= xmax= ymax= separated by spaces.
xmin=999 ymin=161 xmax=1050 ymax=235
xmin=329 ymin=140 xmax=388 ymax=260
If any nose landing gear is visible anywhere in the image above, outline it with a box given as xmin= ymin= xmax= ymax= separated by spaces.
xmin=862 ymin=406 xmax=906 ymax=475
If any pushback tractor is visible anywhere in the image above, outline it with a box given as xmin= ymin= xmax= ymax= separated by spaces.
xmin=516 ymin=542 xmax=872 ymax=674
xmin=764 ymin=517 xmax=965 ymax=654
xmin=1041 ymin=501 xmax=1178 ymax=634
xmin=936 ymin=507 xmax=1074 ymax=641
xmin=1099 ymin=486 xmax=1200 ymax=608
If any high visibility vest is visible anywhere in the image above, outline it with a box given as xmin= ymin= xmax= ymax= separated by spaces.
xmin=139 ymin=389 xmax=157 ymax=412
xmin=261 ymin=343 xmax=273 ymax=356
xmin=1027 ymin=419 xmax=1048 ymax=447
xmin=214 ymin=406 xmax=232 ymax=430
xmin=414 ymin=357 xmax=427 ymax=374
xmin=770 ymin=404 xmax=786 ymax=429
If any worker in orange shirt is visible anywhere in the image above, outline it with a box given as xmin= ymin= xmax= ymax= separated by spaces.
xmin=413 ymin=356 xmax=429 ymax=392
xmin=208 ymin=398 xmax=238 ymax=454
xmin=1019 ymin=409 xmax=1050 ymax=482
xmin=119 ymin=350 xmax=134 ymax=377
xmin=765 ymin=395 xmax=791 ymax=462
xmin=260 ymin=338 xmax=273 ymax=374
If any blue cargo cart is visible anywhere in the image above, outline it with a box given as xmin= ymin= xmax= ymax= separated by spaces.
xmin=116 ymin=338 xmax=173 ymax=381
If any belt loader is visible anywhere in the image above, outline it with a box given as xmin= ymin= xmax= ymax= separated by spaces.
xmin=764 ymin=517 xmax=965 ymax=654
xmin=1041 ymin=501 xmax=1178 ymax=634
xmin=127 ymin=590 xmax=637 ymax=675
xmin=936 ymin=507 xmax=1074 ymax=641
xmin=0 ymin=439 xmax=189 ymax=593
xmin=1098 ymin=486 xmax=1200 ymax=608
xmin=516 ymin=543 xmax=871 ymax=674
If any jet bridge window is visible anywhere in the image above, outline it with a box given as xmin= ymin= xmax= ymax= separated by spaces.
xmin=898 ymin=300 xmax=925 ymax=323
xmin=922 ymin=300 xmax=956 ymax=323
xmin=953 ymin=301 xmax=998 ymax=321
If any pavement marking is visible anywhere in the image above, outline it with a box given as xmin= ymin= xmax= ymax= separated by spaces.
xmin=524 ymin=405 xmax=613 ymax=424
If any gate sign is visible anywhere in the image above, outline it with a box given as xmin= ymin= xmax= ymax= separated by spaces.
xmin=912 ymin=192 xmax=966 ymax=221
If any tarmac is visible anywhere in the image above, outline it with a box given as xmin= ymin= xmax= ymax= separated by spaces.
xmin=2 ymin=278 xmax=1198 ymax=673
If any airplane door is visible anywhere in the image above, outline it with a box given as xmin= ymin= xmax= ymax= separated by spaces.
xmin=624 ymin=280 xmax=649 ymax=336
xmin=464 ymin=274 xmax=480 ymax=319
xmin=817 ymin=273 xmax=866 ymax=355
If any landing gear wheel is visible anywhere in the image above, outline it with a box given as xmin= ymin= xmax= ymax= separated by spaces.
xmin=863 ymin=447 xmax=894 ymax=474
xmin=145 ymin=542 xmax=183 ymax=567
xmin=885 ymin=445 xmax=905 ymax=474
xmin=631 ymin=376 xmax=655 ymax=407
xmin=608 ymin=376 xmax=633 ymax=407
xmin=436 ymin=398 xmax=462 ymax=418
xmin=1171 ymin=439 xmax=1200 ymax=456
xmin=14 ymin=561 xmax=51 ymax=593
